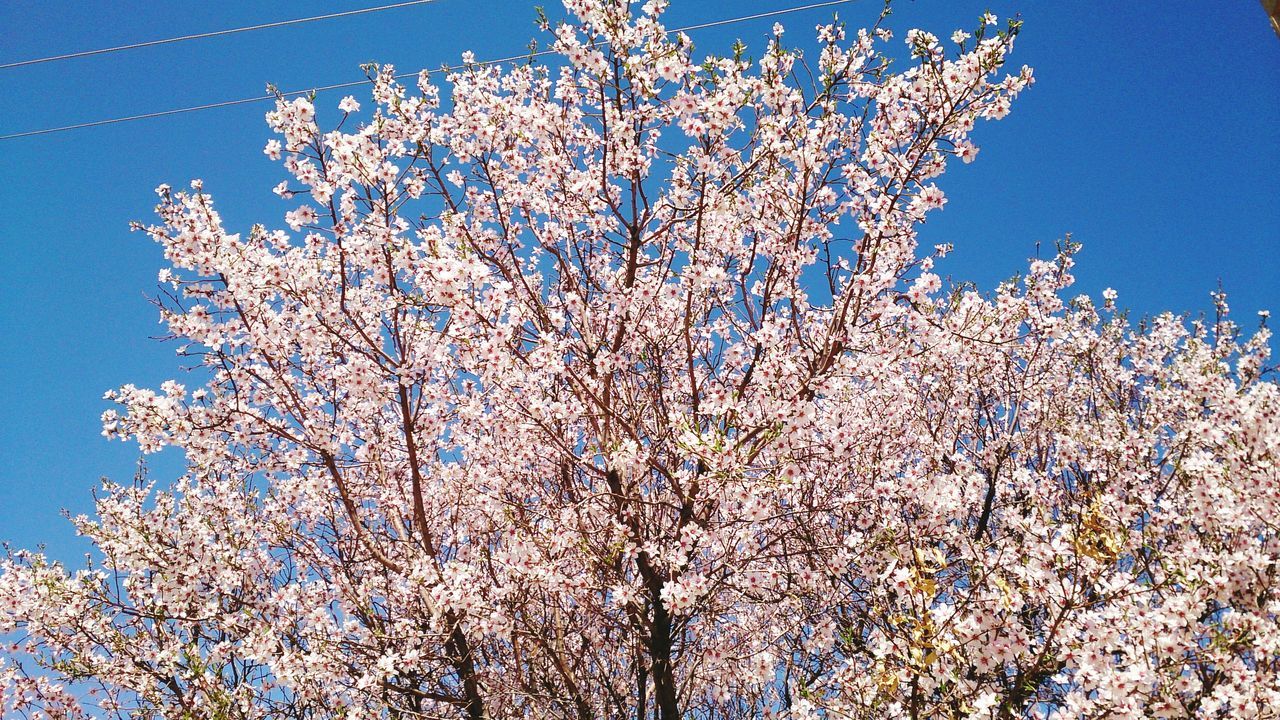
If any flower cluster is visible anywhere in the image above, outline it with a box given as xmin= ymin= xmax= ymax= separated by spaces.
xmin=4 ymin=3 xmax=1276 ymax=720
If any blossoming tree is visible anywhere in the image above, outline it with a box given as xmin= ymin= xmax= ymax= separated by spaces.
xmin=4 ymin=1 xmax=1278 ymax=718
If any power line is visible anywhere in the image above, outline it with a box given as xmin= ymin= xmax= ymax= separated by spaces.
xmin=0 ymin=0 xmax=444 ymax=70
xmin=0 ymin=0 xmax=853 ymax=142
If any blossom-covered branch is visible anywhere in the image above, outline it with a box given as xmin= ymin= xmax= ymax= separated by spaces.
xmin=4 ymin=2 xmax=1277 ymax=719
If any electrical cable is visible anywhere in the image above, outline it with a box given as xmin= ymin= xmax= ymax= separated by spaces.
xmin=0 ymin=0 xmax=853 ymax=141
xmin=0 ymin=0 xmax=444 ymax=70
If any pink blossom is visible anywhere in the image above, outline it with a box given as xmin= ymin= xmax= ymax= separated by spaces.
xmin=3 ymin=5 xmax=1275 ymax=720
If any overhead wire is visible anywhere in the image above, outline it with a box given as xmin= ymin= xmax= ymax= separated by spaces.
xmin=0 ymin=0 xmax=854 ymax=142
xmin=0 ymin=0 xmax=445 ymax=70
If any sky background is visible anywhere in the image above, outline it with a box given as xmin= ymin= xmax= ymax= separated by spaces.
xmin=1 ymin=0 xmax=1277 ymax=564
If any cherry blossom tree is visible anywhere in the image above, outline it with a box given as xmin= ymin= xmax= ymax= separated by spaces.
xmin=4 ymin=1 xmax=1278 ymax=718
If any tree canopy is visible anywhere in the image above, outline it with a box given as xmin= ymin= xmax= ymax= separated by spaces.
xmin=3 ymin=2 xmax=1278 ymax=718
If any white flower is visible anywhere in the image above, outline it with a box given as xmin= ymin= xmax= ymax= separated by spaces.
xmin=285 ymin=205 xmax=318 ymax=230
xmin=970 ymin=691 xmax=999 ymax=716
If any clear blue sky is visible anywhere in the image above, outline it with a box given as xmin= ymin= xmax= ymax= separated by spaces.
xmin=1 ymin=0 xmax=1277 ymax=563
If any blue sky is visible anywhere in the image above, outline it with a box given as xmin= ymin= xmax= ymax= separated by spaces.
xmin=1 ymin=0 xmax=1276 ymax=563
